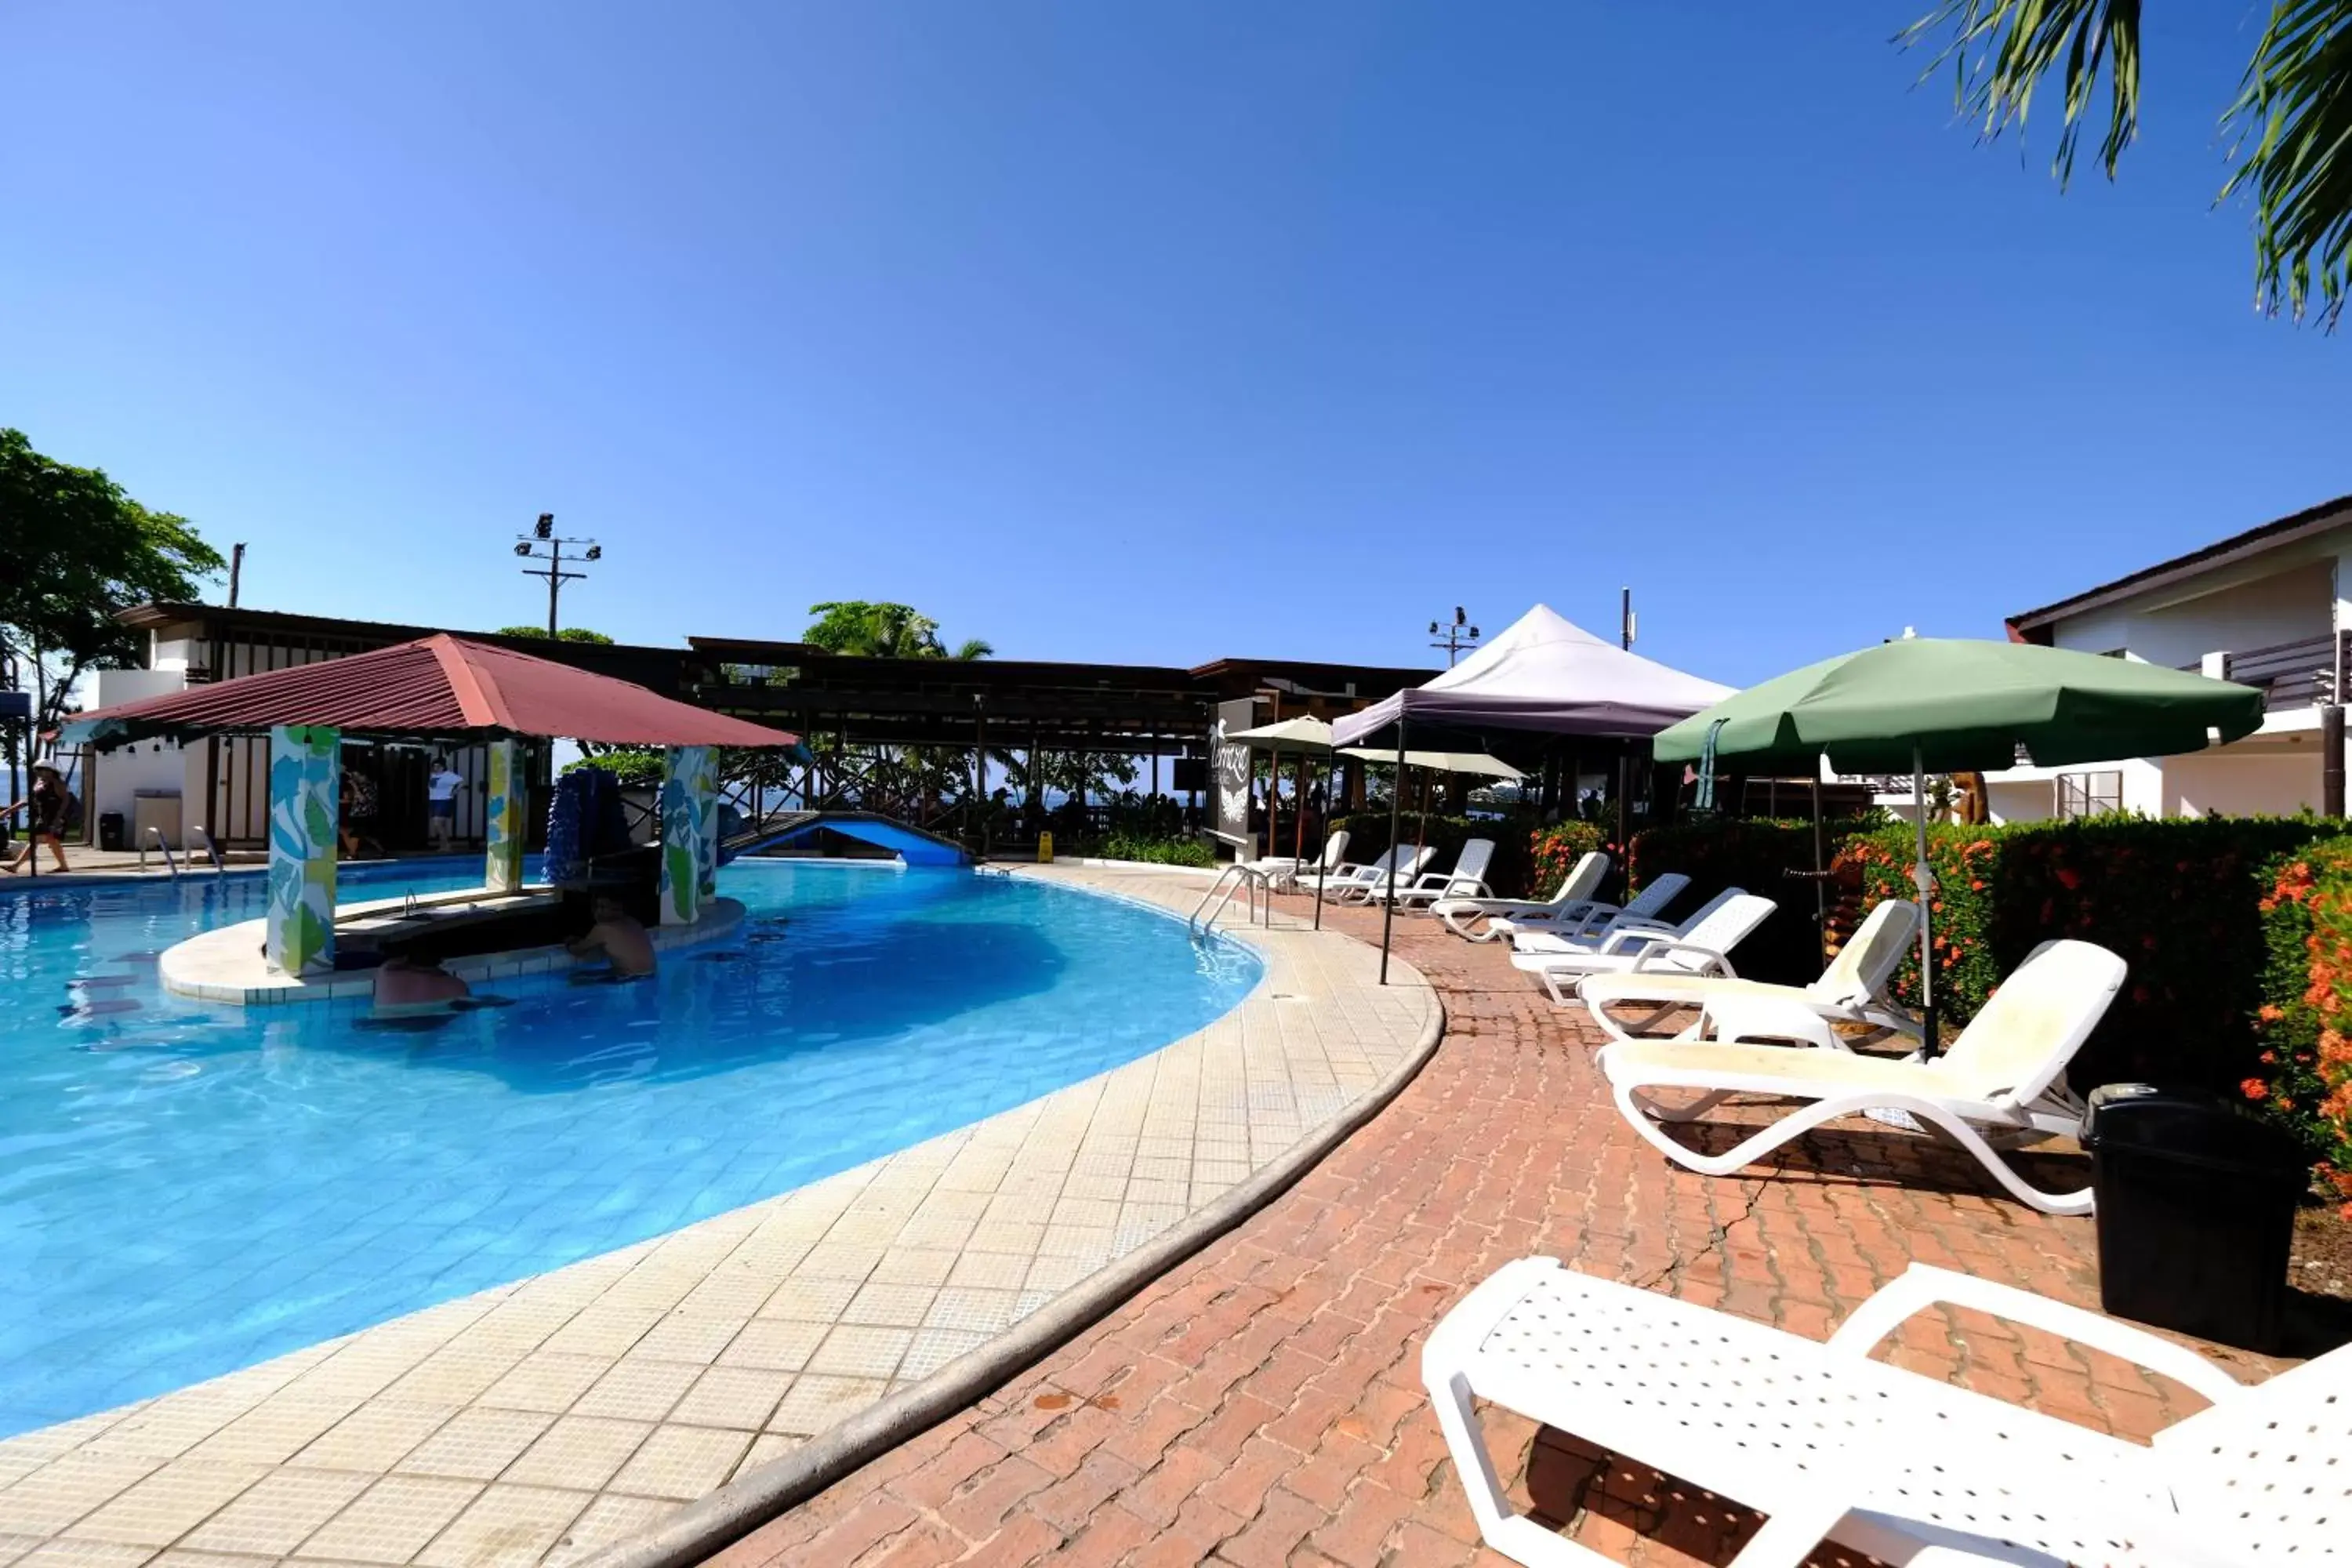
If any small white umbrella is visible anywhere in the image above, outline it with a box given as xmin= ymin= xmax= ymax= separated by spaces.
xmin=1338 ymin=746 xmax=1523 ymax=782
xmin=1230 ymin=717 xmax=1339 ymax=923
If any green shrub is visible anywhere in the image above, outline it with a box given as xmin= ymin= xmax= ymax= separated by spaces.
xmin=1094 ymin=832 xmax=1215 ymax=868
xmin=2253 ymin=844 xmax=2352 ymax=1208
xmin=561 ymin=749 xmax=666 ymax=788
xmin=1844 ymin=816 xmax=2337 ymax=1091
xmin=1627 ymin=818 xmax=1872 ymax=985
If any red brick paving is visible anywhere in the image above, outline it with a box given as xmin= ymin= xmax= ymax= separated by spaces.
xmin=706 ymin=895 xmax=2282 ymax=1567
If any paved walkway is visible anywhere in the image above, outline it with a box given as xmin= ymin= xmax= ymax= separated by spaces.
xmin=711 ymin=890 xmax=2290 ymax=1568
xmin=0 ymin=869 xmax=1434 ymax=1568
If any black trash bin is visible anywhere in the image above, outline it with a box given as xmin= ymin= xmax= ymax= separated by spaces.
xmin=98 ymin=811 xmax=126 ymax=853
xmin=2082 ymin=1083 xmax=2310 ymax=1352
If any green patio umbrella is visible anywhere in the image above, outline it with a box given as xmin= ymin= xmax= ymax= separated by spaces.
xmin=1654 ymin=637 xmax=2263 ymax=1051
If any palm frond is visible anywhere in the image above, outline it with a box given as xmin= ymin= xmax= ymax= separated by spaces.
xmin=1902 ymin=0 xmax=2143 ymax=187
xmin=2221 ymin=0 xmax=2352 ymax=325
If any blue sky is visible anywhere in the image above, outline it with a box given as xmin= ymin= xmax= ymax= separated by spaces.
xmin=5 ymin=2 xmax=2343 ymax=688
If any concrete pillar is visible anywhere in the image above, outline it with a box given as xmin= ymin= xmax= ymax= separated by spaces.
xmin=265 ymin=724 xmax=339 ymax=976
xmin=659 ymin=744 xmax=715 ymax=925
xmin=483 ymin=739 xmax=526 ymax=894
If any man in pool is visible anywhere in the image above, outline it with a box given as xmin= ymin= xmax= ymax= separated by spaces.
xmin=568 ymin=894 xmax=655 ymax=979
xmin=372 ymin=954 xmax=472 ymax=1010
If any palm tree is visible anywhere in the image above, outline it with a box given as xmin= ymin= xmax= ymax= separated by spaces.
xmin=803 ymin=601 xmax=991 ymax=660
xmin=1907 ymin=0 xmax=2352 ymax=324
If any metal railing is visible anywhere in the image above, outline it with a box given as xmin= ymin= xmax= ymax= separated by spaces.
xmin=139 ymin=826 xmax=180 ymax=880
xmin=187 ymin=824 xmax=227 ymax=876
xmin=2222 ymin=633 xmax=2339 ymax=711
xmin=1189 ymin=862 xmax=1269 ymax=935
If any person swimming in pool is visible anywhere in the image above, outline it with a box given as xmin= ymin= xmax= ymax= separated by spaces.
xmin=372 ymin=954 xmax=473 ymax=1011
xmin=568 ymin=894 xmax=655 ymax=980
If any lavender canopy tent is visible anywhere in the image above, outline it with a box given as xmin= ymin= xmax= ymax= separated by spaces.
xmin=1332 ymin=606 xmax=1733 ymax=982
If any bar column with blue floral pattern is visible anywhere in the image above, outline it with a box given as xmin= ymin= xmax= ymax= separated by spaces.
xmin=266 ymin=724 xmax=340 ymax=976
xmin=659 ymin=744 xmax=715 ymax=925
xmin=483 ymin=739 xmax=525 ymax=895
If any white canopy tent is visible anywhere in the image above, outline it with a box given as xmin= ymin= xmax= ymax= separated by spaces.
xmin=1330 ymin=605 xmax=1733 ymax=983
xmin=1331 ymin=604 xmax=1733 ymax=748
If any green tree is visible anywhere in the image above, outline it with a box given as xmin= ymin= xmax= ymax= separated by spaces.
xmin=1907 ymin=0 xmax=2352 ymax=324
xmin=495 ymin=625 xmax=615 ymax=644
xmin=0 ymin=428 xmax=224 ymax=742
xmin=802 ymin=601 xmax=993 ymax=660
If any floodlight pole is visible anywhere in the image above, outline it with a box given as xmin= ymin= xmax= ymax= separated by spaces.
xmin=515 ymin=517 xmax=601 ymax=637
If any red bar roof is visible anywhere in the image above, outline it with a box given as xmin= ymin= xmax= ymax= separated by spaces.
xmin=61 ymin=635 xmax=800 ymax=749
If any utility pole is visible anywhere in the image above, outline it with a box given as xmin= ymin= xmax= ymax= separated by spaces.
xmin=1428 ymin=607 xmax=1482 ymax=666
xmin=227 ymin=543 xmax=246 ymax=608
xmin=513 ymin=514 xmax=602 ymax=637
xmin=1620 ymin=586 xmax=1635 ymax=650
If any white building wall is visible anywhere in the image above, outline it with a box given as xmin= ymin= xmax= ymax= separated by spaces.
xmin=2047 ymin=561 xmax=2332 ymax=668
xmin=2161 ymin=749 xmax=2322 ymax=818
xmin=82 ymin=670 xmax=192 ymax=844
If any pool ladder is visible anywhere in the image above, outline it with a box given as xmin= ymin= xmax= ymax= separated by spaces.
xmin=1189 ymin=863 xmax=1271 ymax=936
xmin=137 ymin=825 xmax=227 ymax=880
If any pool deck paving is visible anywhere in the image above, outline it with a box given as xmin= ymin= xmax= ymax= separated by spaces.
xmin=700 ymin=884 xmax=2307 ymax=1568
xmin=0 ymin=866 xmax=1436 ymax=1568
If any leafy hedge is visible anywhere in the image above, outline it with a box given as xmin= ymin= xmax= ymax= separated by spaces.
xmin=1842 ymin=817 xmax=2338 ymax=1092
xmin=2253 ymin=844 xmax=2352 ymax=1208
xmin=562 ymin=749 xmax=666 ymax=788
xmin=1094 ymin=832 xmax=1216 ymax=868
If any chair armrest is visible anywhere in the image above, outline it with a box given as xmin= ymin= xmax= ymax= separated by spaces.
xmin=1628 ymin=941 xmax=1736 ymax=978
xmin=1596 ymin=920 xmax=1678 ymax=954
xmin=1825 ymin=1264 xmax=2245 ymax=1406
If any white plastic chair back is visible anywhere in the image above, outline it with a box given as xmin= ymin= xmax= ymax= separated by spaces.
xmin=1935 ymin=939 xmax=2125 ymax=1105
xmin=1670 ymin=893 xmax=1774 ymax=969
xmin=1806 ymin=899 xmax=1921 ymax=1006
xmin=2157 ymin=1341 xmax=2352 ymax=1559
xmin=1552 ymin=851 xmax=1609 ymax=906
xmin=1442 ymin=838 xmax=1496 ymax=894
xmin=1319 ymin=830 xmax=1350 ymax=871
xmin=1619 ymin=873 xmax=1690 ymax=923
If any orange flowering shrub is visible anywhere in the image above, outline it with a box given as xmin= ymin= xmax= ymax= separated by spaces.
xmin=2254 ymin=839 xmax=2352 ymax=1204
xmin=1844 ymin=817 xmax=2336 ymax=1094
xmin=1526 ymin=819 xmax=1610 ymax=900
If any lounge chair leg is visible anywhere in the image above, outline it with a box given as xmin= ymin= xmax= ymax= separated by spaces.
xmin=1911 ymin=1106 xmax=2096 ymax=1218
xmin=1425 ymin=1370 xmax=1607 ymax=1567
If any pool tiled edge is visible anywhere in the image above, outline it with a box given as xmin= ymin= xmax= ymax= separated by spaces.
xmin=0 ymin=866 xmax=1438 ymax=1568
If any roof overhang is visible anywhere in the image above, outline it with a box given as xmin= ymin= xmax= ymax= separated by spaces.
xmin=2007 ymin=493 xmax=2352 ymax=636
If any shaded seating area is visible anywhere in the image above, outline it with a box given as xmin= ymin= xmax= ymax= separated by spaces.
xmin=60 ymin=633 xmax=797 ymax=990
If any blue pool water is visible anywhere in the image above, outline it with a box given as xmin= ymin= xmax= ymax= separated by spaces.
xmin=0 ymin=860 xmax=1258 ymax=1437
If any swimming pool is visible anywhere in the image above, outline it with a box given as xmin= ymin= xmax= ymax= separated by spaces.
xmin=0 ymin=860 xmax=1259 ymax=1438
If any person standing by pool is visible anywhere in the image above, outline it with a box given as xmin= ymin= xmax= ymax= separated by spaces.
xmin=2 ymin=765 xmax=73 ymax=875
xmin=425 ymin=757 xmax=463 ymax=851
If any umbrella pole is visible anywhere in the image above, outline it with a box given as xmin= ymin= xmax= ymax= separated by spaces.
xmin=1313 ymin=756 xmax=1327 ymax=931
xmin=1294 ymin=750 xmax=1307 ymax=861
xmin=1812 ymin=771 xmax=1828 ymax=973
xmin=1381 ymin=720 xmax=1406 ymax=985
xmin=1913 ymin=742 xmax=1938 ymax=1057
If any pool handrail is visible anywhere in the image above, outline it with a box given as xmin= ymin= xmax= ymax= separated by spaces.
xmin=139 ymin=825 xmax=181 ymax=880
xmin=188 ymin=824 xmax=227 ymax=876
xmin=1189 ymin=862 xmax=1269 ymax=936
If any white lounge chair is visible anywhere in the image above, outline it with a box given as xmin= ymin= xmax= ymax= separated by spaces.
xmin=1247 ymin=829 xmax=1348 ymax=892
xmin=1578 ymin=898 xmax=1922 ymax=1050
xmin=1435 ymin=851 xmax=1610 ymax=942
xmin=1321 ymin=844 xmax=1436 ymax=905
xmin=1512 ymin=891 xmax=1776 ymax=1007
xmin=1369 ymin=837 xmax=1497 ymax=910
xmin=1490 ymin=871 xmax=1690 ymax=946
xmin=1425 ymin=1254 xmax=2346 ymax=1568
xmin=1600 ymin=938 xmax=2122 ymax=1215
